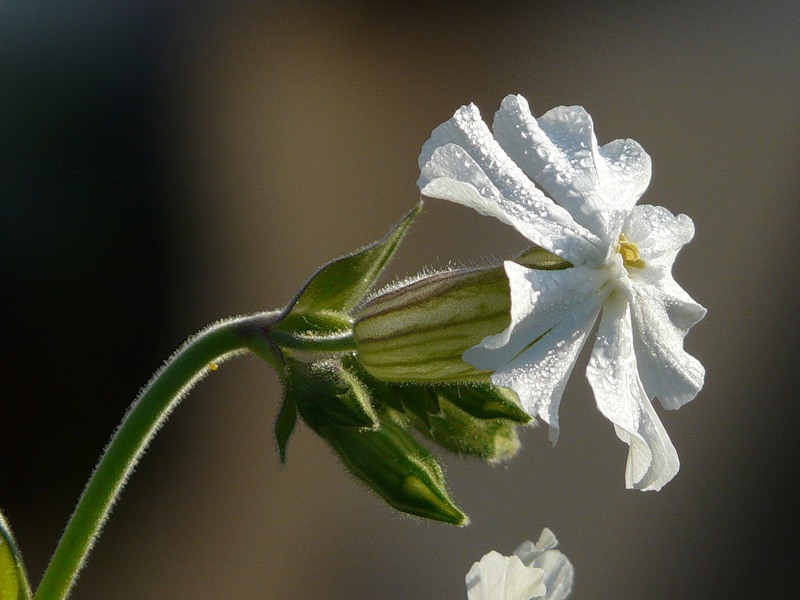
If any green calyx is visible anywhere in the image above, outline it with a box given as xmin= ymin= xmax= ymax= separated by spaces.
xmin=268 ymin=204 xmax=421 ymax=466
xmin=354 ymin=266 xmax=511 ymax=383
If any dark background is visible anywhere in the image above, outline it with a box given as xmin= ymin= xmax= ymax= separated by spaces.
xmin=2 ymin=2 xmax=798 ymax=598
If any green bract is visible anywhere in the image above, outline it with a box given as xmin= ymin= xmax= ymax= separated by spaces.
xmin=268 ymin=203 xmax=422 ymax=462
xmin=273 ymin=202 xmax=423 ymax=339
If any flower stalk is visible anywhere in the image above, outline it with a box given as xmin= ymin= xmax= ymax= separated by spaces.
xmin=34 ymin=312 xmax=282 ymax=600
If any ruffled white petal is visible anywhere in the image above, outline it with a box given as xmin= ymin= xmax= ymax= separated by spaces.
xmin=587 ymin=293 xmax=680 ymax=490
xmin=418 ymin=103 xmax=600 ymax=264
xmin=492 ymin=95 xmax=651 ymax=247
xmin=514 ymin=529 xmax=575 ymax=600
xmin=598 ymin=137 xmax=652 ymax=209
xmin=630 ymin=282 xmax=706 ymax=410
xmin=464 ymin=261 xmax=607 ymax=442
xmin=625 ymin=204 xmax=695 ymax=263
xmin=466 ymin=551 xmax=546 ymax=600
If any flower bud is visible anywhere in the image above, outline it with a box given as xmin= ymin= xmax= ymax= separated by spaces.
xmin=354 ymin=266 xmax=511 ymax=383
xmin=407 ymin=392 xmax=524 ymax=463
xmin=285 ymin=358 xmax=378 ymax=430
xmin=311 ymin=415 xmax=468 ymax=526
xmin=436 ymin=383 xmax=530 ymax=424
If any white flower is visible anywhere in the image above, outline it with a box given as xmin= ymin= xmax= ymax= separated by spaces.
xmin=418 ymin=95 xmax=706 ymax=490
xmin=466 ymin=528 xmax=574 ymax=600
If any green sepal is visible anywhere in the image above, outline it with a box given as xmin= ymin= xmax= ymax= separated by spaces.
xmin=514 ymin=245 xmax=572 ymax=270
xmin=287 ymin=358 xmax=378 ymax=430
xmin=274 ymin=392 xmax=297 ymax=464
xmin=268 ymin=204 xmax=420 ymax=463
xmin=343 ymin=356 xmax=434 ymax=423
xmin=285 ymin=202 xmax=422 ymax=316
xmin=0 ymin=509 xmax=32 ymax=600
xmin=436 ymin=384 xmax=531 ymax=424
xmin=354 ymin=265 xmax=510 ymax=383
xmin=381 ymin=384 xmax=440 ymax=429
xmin=311 ymin=415 xmax=468 ymax=526
xmin=401 ymin=387 xmax=440 ymax=428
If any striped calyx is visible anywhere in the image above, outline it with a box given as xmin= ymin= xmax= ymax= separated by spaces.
xmin=354 ymin=266 xmax=511 ymax=383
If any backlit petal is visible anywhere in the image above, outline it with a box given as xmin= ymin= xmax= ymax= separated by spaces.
xmin=625 ymin=204 xmax=695 ymax=263
xmin=514 ymin=529 xmax=575 ymax=600
xmin=630 ymin=282 xmax=706 ymax=410
xmin=418 ymin=103 xmax=600 ymax=264
xmin=587 ymin=293 xmax=680 ymax=490
xmin=464 ymin=262 xmax=607 ymax=441
xmin=466 ymin=551 xmax=546 ymax=600
xmin=493 ymin=95 xmax=650 ymax=245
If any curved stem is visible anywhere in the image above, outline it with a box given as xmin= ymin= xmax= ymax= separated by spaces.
xmin=34 ymin=312 xmax=281 ymax=600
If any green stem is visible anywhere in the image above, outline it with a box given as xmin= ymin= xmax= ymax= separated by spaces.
xmin=34 ymin=312 xmax=281 ymax=600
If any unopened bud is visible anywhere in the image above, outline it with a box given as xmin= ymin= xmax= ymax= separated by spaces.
xmin=286 ymin=358 xmax=378 ymax=430
xmin=311 ymin=416 xmax=468 ymax=526
xmin=436 ymin=383 xmax=530 ymax=424
xmin=407 ymin=392 xmax=524 ymax=463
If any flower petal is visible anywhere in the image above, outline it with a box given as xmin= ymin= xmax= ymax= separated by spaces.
xmin=466 ymin=551 xmax=546 ymax=600
xmin=492 ymin=95 xmax=651 ymax=245
xmin=587 ymin=293 xmax=680 ymax=491
xmin=625 ymin=204 xmax=695 ymax=264
xmin=514 ymin=528 xmax=575 ymax=600
xmin=630 ymin=282 xmax=706 ymax=410
xmin=418 ymin=103 xmax=601 ymax=264
xmin=464 ymin=262 xmax=607 ymax=442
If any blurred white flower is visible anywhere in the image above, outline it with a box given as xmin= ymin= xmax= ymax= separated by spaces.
xmin=419 ymin=95 xmax=706 ymax=490
xmin=466 ymin=528 xmax=574 ymax=600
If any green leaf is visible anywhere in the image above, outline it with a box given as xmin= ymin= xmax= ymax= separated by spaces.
xmin=287 ymin=202 xmax=422 ymax=315
xmin=0 ymin=509 xmax=32 ymax=600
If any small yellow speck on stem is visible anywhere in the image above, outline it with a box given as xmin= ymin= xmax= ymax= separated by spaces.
xmin=208 ymin=362 xmax=219 ymax=371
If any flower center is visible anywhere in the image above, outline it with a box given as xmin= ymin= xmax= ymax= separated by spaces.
xmin=617 ymin=234 xmax=645 ymax=270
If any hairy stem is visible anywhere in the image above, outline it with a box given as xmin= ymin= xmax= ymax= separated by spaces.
xmin=34 ymin=312 xmax=281 ymax=600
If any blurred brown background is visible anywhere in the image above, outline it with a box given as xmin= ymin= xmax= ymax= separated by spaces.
xmin=2 ymin=1 xmax=798 ymax=598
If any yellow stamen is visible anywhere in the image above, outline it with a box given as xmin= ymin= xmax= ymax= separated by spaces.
xmin=617 ymin=234 xmax=646 ymax=270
